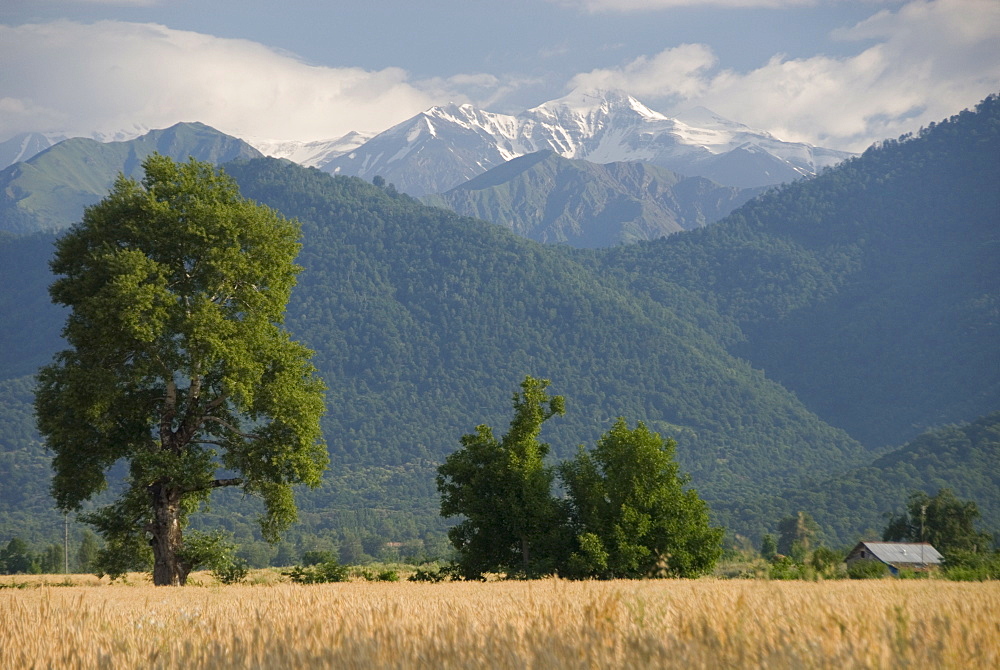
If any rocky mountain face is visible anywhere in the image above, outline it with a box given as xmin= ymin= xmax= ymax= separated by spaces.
xmin=324 ymin=89 xmax=853 ymax=196
xmin=424 ymin=150 xmax=764 ymax=247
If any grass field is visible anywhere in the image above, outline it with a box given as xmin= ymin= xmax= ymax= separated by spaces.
xmin=1 ymin=575 xmax=997 ymax=668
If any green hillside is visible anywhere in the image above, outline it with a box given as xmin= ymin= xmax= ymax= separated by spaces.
xmin=228 ymin=159 xmax=863 ymax=500
xmin=0 ymin=123 xmax=262 ymax=234
xmin=745 ymin=412 xmax=1000 ymax=546
xmin=423 ymin=151 xmax=762 ymax=247
xmin=600 ymin=94 xmax=1000 ymax=449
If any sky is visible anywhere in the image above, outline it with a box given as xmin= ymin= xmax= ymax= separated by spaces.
xmin=1 ymin=0 xmax=998 ymax=152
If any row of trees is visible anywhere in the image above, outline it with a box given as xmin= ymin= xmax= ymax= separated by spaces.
xmin=0 ymin=532 xmax=99 ymax=575
xmin=437 ymin=376 xmax=724 ymax=580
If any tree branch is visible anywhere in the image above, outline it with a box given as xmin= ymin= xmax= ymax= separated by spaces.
xmin=179 ymin=477 xmax=243 ymax=494
xmin=210 ymin=477 xmax=243 ymax=489
xmin=201 ymin=415 xmax=259 ymax=440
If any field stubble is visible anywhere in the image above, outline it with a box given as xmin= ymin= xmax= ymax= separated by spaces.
xmin=1 ymin=577 xmax=997 ymax=668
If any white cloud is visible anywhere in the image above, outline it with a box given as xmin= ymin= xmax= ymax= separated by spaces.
xmin=0 ymin=21 xmax=441 ymax=141
xmin=570 ymin=44 xmax=718 ymax=100
xmin=554 ymin=0 xmax=818 ymax=10
xmin=565 ymin=0 xmax=1000 ymax=151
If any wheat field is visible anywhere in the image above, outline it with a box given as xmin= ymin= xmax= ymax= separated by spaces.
xmin=1 ymin=576 xmax=997 ymax=669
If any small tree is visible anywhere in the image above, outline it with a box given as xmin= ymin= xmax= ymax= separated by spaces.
xmin=1 ymin=538 xmax=38 ymax=575
xmin=36 ymin=155 xmax=328 ymax=586
xmin=39 ymin=544 xmax=64 ymax=574
xmin=777 ymin=511 xmax=819 ymax=560
xmin=437 ymin=376 xmax=566 ymax=579
xmin=760 ymin=534 xmax=778 ymax=561
xmin=559 ymin=418 xmax=723 ymax=578
xmin=77 ymin=530 xmax=100 ymax=574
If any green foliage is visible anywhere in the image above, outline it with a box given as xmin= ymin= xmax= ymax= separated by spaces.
xmin=356 ymin=567 xmax=399 ymax=582
xmin=751 ymin=412 xmax=1000 ymax=548
xmin=437 ymin=376 xmax=567 ymax=579
xmin=178 ymin=530 xmax=247 ymax=584
xmin=283 ymin=559 xmax=350 ymax=584
xmin=34 ymin=154 xmax=327 ymax=585
xmin=941 ymin=550 xmax=1000 ymax=581
xmin=561 ymin=418 xmax=724 ymax=578
xmin=809 ymin=546 xmax=842 ymax=576
xmin=760 ymin=534 xmax=778 ymax=562
xmin=93 ymin=533 xmax=153 ymax=582
xmin=767 ymin=556 xmax=807 ymax=581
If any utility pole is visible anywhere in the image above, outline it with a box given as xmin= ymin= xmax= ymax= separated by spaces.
xmin=920 ymin=504 xmax=927 ymax=567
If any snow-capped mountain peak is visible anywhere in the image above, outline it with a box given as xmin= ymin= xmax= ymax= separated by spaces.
xmin=530 ymin=88 xmax=666 ymax=122
xmin=321 ymin=89 xmax=855 ymax=195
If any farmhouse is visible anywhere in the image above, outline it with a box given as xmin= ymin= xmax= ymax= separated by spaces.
xmin=845 ymin=541 xmax=943 ymax=575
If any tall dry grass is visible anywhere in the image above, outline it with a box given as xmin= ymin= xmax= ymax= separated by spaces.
xmin=1 ymin=578 xmax=997 ymax=668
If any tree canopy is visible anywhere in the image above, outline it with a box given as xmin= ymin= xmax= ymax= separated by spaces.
xmin=35 ymin=154 xmax=327 ymax=585
xmin=883 ymin=488 xmax=993 ymax=557
xmin=560 ymin=418 xmax=723 ymax=578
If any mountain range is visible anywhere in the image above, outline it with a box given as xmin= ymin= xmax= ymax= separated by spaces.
xmin=1 ymin=89 xmax=852 ymax=200
xmin=0 ymin=94 xmax=995 ymax=560
xmin=322 ymin=89 xmax=853 ymax=196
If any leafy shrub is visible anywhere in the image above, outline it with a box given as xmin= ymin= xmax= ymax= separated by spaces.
xmin=943 ymin=550 xmax=1000 ymax=581
xmin=284 ymin=560 xmax=350 ymax=584
xmin=767 ymin=556 xmax=805 ymax=580
xmin=213 ymin=558 xmax=250 ymax=585
xmin=408 ymin=566 xmax=447 ymax=582
xmin=301 ymin=550 xmax=336 ymax=566
xmin=178 ymin=531 xmax=247 ymax=584
xmin=847 ymin=560 xmax=889 ymax=579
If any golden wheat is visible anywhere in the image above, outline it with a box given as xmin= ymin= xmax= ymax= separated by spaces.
xmin=1 ymin=577 xmax=997 ymax=669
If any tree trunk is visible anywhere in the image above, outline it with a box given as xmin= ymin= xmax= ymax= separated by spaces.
xmin=149 ymin=483 xmax=187 ymax=586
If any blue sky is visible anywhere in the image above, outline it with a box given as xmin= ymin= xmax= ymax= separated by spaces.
xmin=2 ymin=0 xmax=998 ymax=151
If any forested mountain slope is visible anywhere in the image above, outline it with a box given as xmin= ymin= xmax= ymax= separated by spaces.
xmin=600 ymin=94 xmax=1000 ymax=449
xmin=747 ymin=412 xmax=1000 ymax=546
xmin=226 ymin=159 xmax=863 ymax=501
xmin=0 ymin=123 xmax=262 ymax=234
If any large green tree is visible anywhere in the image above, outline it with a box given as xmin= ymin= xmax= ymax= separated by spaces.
xmin=437 ymin=376 xmax=566 ymax=579
xmin=883 ymin=488 xmax=993 ymax=557
xmin=35 ymin=155 xmax=327 ymax=586
xmin=560 ymin=418 xmax=723 ymax=578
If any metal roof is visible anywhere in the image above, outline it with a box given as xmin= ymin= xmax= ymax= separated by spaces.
xmin=860 ymin=541 xmax=943 ymax=565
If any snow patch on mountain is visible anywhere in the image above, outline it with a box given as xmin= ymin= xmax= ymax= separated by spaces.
xmin=244 ymin=131 xmax=374 ymax=169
